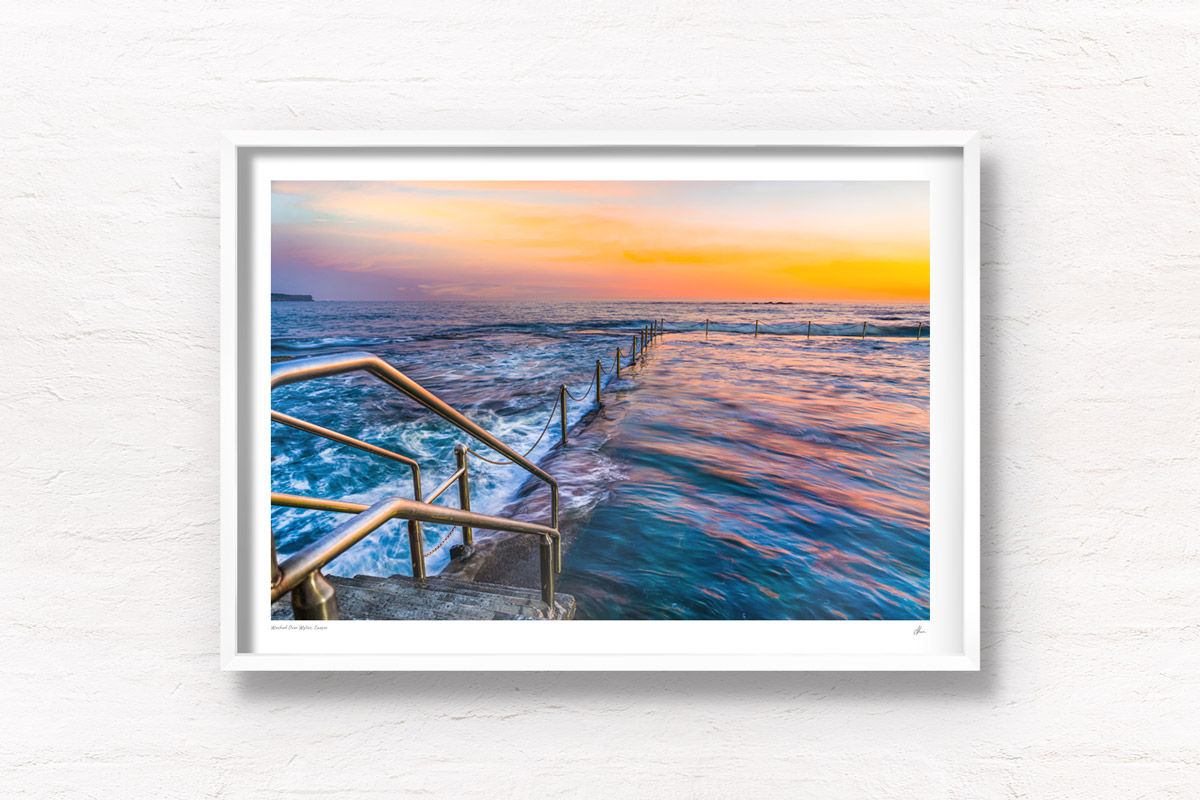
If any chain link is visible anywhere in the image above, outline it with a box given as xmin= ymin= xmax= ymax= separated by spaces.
xmin=424 ymin=526 xmax=458 ymax=558
xmin=467 ymin=332 xmax=652 ymax=465
xmin=466 ymin=389 xmax=562 ymax=465
xmin=564 ymin=369 xmax=597 ymax=402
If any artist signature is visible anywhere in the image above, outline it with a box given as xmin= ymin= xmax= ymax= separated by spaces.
xmin=913 ymin=625 xmax=927 ymax=636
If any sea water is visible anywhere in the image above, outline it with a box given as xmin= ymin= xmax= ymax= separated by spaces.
xmin=271 ymin=301 xmax=929 ymax=620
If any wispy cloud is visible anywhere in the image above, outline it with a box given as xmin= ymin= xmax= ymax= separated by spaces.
xmin=272 ymin=181 xmax=929 ymax=302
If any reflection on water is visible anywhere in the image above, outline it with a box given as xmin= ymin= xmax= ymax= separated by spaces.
xmin=560 ymin=331 xmax=928 ymax=620
xmin=270 ymin=301 xmax=929 ymax=620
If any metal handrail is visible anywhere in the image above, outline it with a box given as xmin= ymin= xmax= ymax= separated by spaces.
xmin=423 ymin=467 xmax=466 ymax=504
xmin=272 ymin=351 xmax=560 ymax=539
xmin=270 ymin=408 xmax=427 ymax=551
xmin=270 ymin=331 xmax=667 ymax=619
xmin=271 ymin=492 xmax=561 ymax=612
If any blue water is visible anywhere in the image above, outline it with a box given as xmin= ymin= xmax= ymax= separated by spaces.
xmin=271 ymin=301 xmax=930 ymax=620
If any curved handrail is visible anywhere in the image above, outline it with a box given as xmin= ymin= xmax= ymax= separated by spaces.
xmin=272 ymin=351 xmax=561 ymax=552
xmin=271 ymin=408 xmax=424 ymax=505
xmin=271 ymin=492 xmax=562 ymax=611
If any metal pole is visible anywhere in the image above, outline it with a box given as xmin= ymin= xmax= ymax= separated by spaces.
xmin=595 ymin=359 xmax=602 ymax=406
xmin=408 ymin=519 xmax=427 ymax=581
xmin=454 ymin=444 xmax=472 ymax=546
xmin=616 ymin=347 xmax=621 ymax=378
xmin=291 ymin=570 xmax=339 ymax=620
xmin=916 ymin=322 xmax=923 ymax=341
xmin=861 ymin=321 xmax=867 ymax=339
xmin=559 ymin=385 xmax=568 ymax=445
xmin=540 ymin=538 xmax=556 ymax=617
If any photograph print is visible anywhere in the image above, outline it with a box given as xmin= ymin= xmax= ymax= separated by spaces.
xmin=268 ymin=179 xmax=930 ymax=622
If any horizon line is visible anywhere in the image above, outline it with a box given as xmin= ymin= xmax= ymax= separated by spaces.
xmin=273 ymin=297 xmax=931 ymax=304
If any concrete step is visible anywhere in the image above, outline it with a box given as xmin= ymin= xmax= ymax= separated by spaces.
xmin=352 ymin=574 xmax=570 ymax=614
xmin=344 ymin=576 xmax=547 ymax=618
xmin=271 ymin=573 xmax=576 ymax=621
xmin=373 ymin=574 xmax=553 ymax=600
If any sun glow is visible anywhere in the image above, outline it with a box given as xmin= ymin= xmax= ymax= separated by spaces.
xmin=272 ymin=181 xmax=929 ymax=302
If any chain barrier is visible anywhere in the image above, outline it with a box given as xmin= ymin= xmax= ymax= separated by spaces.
xmin=466 ymin=388 xmax=562 ymax=465
xmin=424 ymin=526 xmax=458 ymax=558
xmin=466 ymin=324 xmax=660 ymax=465
xmin=563 ymin=369 xmax=597 ymax=402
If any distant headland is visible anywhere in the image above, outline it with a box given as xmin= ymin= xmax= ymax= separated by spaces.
xmin=271 ymin=293 xmax=314 ymax=302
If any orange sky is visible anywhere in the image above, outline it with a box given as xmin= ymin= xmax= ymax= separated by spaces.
xmin=272 ymin=181 xmax=929 ymax=302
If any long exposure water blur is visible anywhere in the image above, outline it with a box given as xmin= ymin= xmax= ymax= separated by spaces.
xmin=271 ymin=300 xmax=929 ymax=620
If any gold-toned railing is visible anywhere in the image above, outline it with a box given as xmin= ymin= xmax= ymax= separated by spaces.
xmin=270 ymin=321 xmax=666 ymax=620
xmin=270 ymin=315 xmax=921 ymax=620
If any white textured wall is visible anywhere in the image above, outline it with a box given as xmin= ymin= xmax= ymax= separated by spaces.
xmin=4 ymin=2 xmax=1198 ymax=797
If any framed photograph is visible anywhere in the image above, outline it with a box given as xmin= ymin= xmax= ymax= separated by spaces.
xmin=221 ymin=131 xmax=979 ymax=670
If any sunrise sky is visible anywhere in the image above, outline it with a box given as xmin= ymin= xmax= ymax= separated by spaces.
xmin=271 ymin=181 xmax=929 ymax=302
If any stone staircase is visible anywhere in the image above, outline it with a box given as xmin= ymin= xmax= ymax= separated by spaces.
xmin=271 ymin=574 xmax=576 ymax=621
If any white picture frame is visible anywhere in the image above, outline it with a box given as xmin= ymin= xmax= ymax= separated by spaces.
xmin=221 ymin=131 xmax=980 ymax=671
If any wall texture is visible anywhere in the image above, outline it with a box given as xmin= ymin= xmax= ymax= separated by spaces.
xmin=4 ymin=2 xmax=1198 ymax=797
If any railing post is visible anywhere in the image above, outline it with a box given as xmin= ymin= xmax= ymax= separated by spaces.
xmin=409 ymin=468 xmax=423 ymax=554
xmin=916 ymin=322 xmax=923 ymax=341
xmin=408 ymin=519 xmax=427 ymax=581
xmin=616 ymin=347 xmax=621 ymax=379
xmin=595 ymin=359 xmax=602 ymax=406
xmin=559 ymin=384 xmax=568 ymax=445
xmin=861 ymin=321 xmax=867 ymax=339
xmin=271 ymin=535 xmax=281 ymax=589
xmin=454 ymin=444 xmax=473 ymax=547
xmin=291 ymin=570 xmax=340 ymax=620
xmin=540 ymin=537 xmax=556 ymax=618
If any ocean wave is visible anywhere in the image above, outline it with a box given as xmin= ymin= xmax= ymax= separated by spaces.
xmin=270 ymin=300 xmax=930 ymax=617
xmin=272 ymin=335 xmax=411 ymax=351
